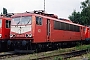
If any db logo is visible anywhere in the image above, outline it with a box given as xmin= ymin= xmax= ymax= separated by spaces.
xmin=38 ymin=29 xmax=41 ymax=32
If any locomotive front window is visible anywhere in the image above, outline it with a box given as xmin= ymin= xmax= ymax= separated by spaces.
xmin=21 ymin=16 xmax=32 ymax=25
xmin=0 ymin=20 xmax=2 ymax=28
xmin=12 ymin=17 xmax=21 ymax=25
xmin=12 ymin=16 xmax=32 ymax=25
xmin=6 ymin=20 xmax=11 ymax=28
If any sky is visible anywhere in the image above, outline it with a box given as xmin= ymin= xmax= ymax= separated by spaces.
xmin=0 ymin=0 xmax=85 ymax=19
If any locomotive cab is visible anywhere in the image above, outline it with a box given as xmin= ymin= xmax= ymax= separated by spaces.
xmin=9 ymin=14 xmax=33 ymax=50
xmin=0 ymin=16 xmax=11 ymax=51
xmin=0 ymin=17 xmax=11 ymax=39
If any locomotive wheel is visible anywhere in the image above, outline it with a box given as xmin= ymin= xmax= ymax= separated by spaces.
xmin=37 ymin=44 xmax=42 ymax=51
xmin=34 ymin=44 xmax=45 ymax=52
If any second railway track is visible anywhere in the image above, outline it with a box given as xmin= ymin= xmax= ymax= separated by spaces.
xmin=31 ymin=49 xmax=90 ymax=60
xmin=0 ymin=48 xmax=90 ymax=60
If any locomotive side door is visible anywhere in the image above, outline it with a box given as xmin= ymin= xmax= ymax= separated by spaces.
xmin=47 ymin=19 xmax=50 ymax=42
xmin=2 ymin=19 xmax=11 ymax=39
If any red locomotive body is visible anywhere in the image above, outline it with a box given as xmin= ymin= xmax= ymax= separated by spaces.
xmin=88 ymin=27 xmax=90 ymax=40
xmin=9 ymin=10 xmax=86 ymax=50
xmin=0 ymin=16 xmax=11 ymax=51
xmin=85 ymin=26 xmax=90 ymax=41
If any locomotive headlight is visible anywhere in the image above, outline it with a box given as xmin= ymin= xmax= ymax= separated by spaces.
xmin=10 ymin=34 xmax=13 ymax=38
xmin=28 ymin=34 xmax=32 ymax=37
xmin=26 ymin=34 xmax=32 ymax=37
xmin=0 ymin=34 xmax=2 ymax=37
xmin=10 ymin=34 xmax=15 ymax=38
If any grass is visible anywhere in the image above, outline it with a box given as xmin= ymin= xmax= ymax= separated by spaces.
xmin=53 ymin=44 xmax=90 ymax=60
xmin=75 ymin=44 xmax=90 ymax=50
xmin=54 ymin=56 xmax=63 ymax=60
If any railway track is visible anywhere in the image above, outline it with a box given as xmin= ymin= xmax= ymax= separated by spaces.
xmin=0 ymin=49 xmax=89 ymax=60
xmin=0 ymin=50 xmax=35 ymax=59
xmin=31 ymin=49 xmax=90 ymax=60
xmin=0 ymin=51 xmax=16 ymax=59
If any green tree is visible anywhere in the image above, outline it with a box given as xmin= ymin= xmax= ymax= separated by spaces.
xmin=80 ymin=0 xmax=90 ymax=25
xmin=68 ymin=10 xmax=81 ymax=24
xmin=68 ymin=0 xmax=90 ymax=25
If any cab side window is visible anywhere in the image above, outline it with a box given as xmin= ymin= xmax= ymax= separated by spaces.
xmin=36 ymin=17 xmax=42 ymax=25
xmin=6 ymin=20 xmax=11 ymax=28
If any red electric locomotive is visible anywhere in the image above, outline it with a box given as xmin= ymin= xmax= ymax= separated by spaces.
xmin=0 ymin=15 xmax=11 ymax=51
xmin=9 ymin=10 xmax=86 ymax=51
